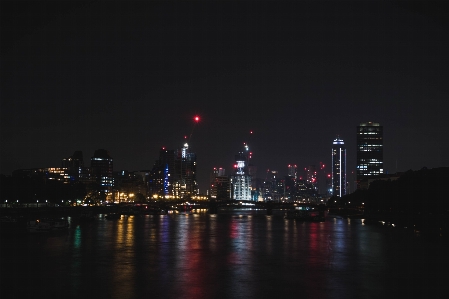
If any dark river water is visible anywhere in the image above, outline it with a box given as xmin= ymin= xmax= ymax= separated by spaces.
xmin=1 ymin=210 xmax=448 ymax=299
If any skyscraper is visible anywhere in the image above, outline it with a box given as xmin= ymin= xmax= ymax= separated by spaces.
xmin=287 ymin=164 xmax=297 ymax=181
xmin=148 ymin=147 xmax=175 ymax=196
xmin=210 ymin=167 xmax=231 ymax=200
xmin=149 ymin=143 xmax=198 ymax=198
xmin=91 ymin=149 xmax=114 ymax=201
xmin=356 ymin=122 xmax=383 ymax=189
xmin=332 ymin=137 xmax=346 ymax=197
xmin=174 ymin=143 xmax=198 ymax=197
xmin=231 ymin=147 xmax=252 ymax=201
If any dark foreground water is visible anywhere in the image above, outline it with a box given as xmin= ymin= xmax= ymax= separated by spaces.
xmin=1 ymin=210 xmax=448 ymax=299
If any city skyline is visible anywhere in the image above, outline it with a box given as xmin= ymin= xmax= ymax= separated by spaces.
xmin=1 ymin=1 xmax=448 ymax=193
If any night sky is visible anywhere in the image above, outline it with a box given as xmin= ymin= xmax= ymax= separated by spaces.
xmin=1 ymin=1 xmax=448 ymax=193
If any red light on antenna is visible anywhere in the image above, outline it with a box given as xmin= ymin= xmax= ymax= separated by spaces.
xmin=194 ymin=115 xmax=200 ymax=122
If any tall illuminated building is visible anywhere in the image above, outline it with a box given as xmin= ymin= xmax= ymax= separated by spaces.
xmin=356 ymin=122 xmax=383 ymax=189
xmin=91 ymin=149 xmax=114 ymax=200
xmin=174 ymin=143 xmax=198 ymax=197
xmin=332 ymin=137 xmax=346 ymax=197
xmin=231 ymin=145 xmax=252 ymax=201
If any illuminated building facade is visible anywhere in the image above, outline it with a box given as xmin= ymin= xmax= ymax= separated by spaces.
xmin=231 ymin=150 xmax=252 ymax=201
xmin=173 ymin=143 xmax=198 ymax=197
xmin=62 ymin=150 xmax=84 ymax=180
xmin=332 ymin=137 xmax=346 ymax=197
xmin=91 ymin=149 xmax=114 ymax=200
xmin=356 ymin=122 xmax=383 ymax=189
xmin=44 ymin=168 xmax=71 ymax=183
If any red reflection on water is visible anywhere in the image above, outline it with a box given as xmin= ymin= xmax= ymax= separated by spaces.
xmin=309 ymin=222 xmax=319 ymax=252
xmin=303 ymin=222 xmax=328 ymax=298
xmin=229 ymin=220 xmax=239 ymax=239
xmin=176 ymin=218 xmax=215 ymax=299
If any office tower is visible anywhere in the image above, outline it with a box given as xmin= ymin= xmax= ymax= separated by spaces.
xmin=332 ymin=137 xmax=346 ymax=197
xmin=231 ymin=149 xmax=252 ymax=201
xmin=356 ymin=122 xmax=383 ymax=189
xmin=149 ymin=147 xmax=175 ymax=196
xmin=62 ymin=150 xmax=84 ymax=180
xmin=287 ymin=164 xmax=297 ymax=181
xmin=91 ymin=149 xmax=114 ymax=200
xmin=148 ymin=143 xmax=198 ymax=198
xmin=174 ymin=143 xmax=198 ymax=197
xmin=210 ymin=168 xmax=231 ymax=200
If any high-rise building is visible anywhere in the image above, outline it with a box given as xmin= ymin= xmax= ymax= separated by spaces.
xmin=174 ymin=143 xmax=198 ymax=197
xmin=332 ymin=137 xmax=346 ymax=197
xmin=306 ymin=165 xmax=317 ymax=187
xmin=148 ymin=143 xmax=198 ymax=198
xmin=231 ymin=149 xmax=252 ymax=201
xmin=91 ymin=149 xmax=114 ymax=201
xmin=148 ymin=147 xmax=175 ymax=196
xmin=287 ymin=164 xmax=297 ymax=181
xmin=62 ymin=150 xmax=84 ymax=180
xmin=356 ymin=122 xmax=383 ymax=189
xmin=210 ymin=168 xmax=231 ymax=200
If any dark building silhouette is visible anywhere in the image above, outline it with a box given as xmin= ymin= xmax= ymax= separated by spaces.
xmin=62 ymin=150 xmax=84 ymax=181
xmin=210 ymin=168 xmax=231 ymax=200
xmin=148 ymin=148 xmax=175 ymax=197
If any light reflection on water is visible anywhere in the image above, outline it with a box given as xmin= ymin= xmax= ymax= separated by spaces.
xmin=1 ymin=211 xmax=448 ymax=299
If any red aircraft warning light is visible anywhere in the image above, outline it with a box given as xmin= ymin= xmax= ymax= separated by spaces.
xmin=194 ymin=115 xmax=200 ymax=123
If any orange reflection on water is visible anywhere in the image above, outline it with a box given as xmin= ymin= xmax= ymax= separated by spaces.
xmin=111 ymin=216 xmax=136 ymax=299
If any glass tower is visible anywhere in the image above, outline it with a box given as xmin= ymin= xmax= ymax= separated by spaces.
xmin=356 ymin=122 xmax=383 ymax=188
xmin=332 ymin=137 xmax=346 ymax=197
xmin=231 ymin=149 xmax=252 ymax=201
xmin=91 ymin=149 xmax=114 ymax=201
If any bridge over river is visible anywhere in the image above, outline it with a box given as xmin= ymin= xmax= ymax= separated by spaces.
xmin=0 ymin=200 xmax=327 ymax=218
